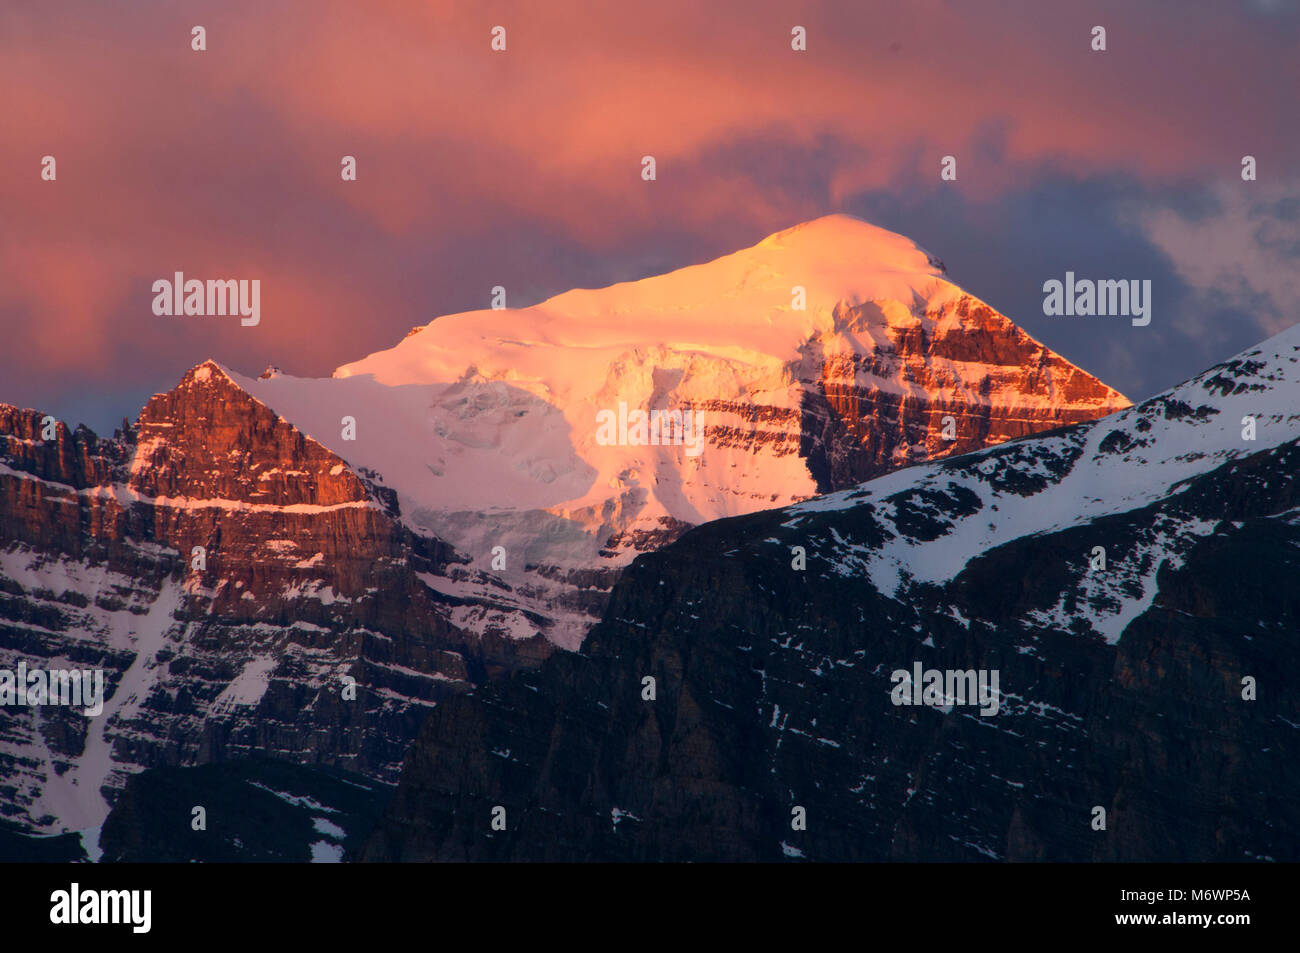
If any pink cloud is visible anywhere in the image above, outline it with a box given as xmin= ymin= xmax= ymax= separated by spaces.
xmin=1 ymin=0 xmax=1295 ymax=426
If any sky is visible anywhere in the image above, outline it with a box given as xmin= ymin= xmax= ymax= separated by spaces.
xmin=2 ymin=0 xmax=1298 ymax=434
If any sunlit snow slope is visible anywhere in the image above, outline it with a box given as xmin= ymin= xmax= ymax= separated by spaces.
xmin=237 ymin=215 xmax=1128 ymax=648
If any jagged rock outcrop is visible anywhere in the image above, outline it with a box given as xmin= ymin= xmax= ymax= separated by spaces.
xmin=0 ymin=362 xmax=549 ymax=837
xmin=796 ymin=294 xmax=1125 ymax=490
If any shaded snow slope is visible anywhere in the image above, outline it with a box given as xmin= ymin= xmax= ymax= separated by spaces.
xmin=784 ymin=320 xmax=1300 ymax=644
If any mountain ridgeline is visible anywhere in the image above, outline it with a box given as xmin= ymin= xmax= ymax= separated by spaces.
xmin=0 ymin=217 xmax=1133 ymax=845
xmin=361 ymin=326 xmax=1300 ymax=862
xmin=0 ymin=364 xmax=540 ymax=839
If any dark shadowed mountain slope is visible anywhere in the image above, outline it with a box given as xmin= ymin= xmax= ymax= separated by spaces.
xmin=98 ymin=759 xmax=392 ymax=863
xmin=362 ymin=324 xmax=1300 ymax=862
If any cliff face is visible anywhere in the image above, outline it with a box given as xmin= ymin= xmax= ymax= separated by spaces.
xmin=360 ymin=328 xmax=1300 ymax=862
xmin=0 ymin=362 xmax=548 ymax=835
xmin=796 ymin=294 xmax=1124 ymax=490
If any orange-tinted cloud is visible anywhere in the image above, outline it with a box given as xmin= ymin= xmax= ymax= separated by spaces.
xmin=1 ymin=0 xmax=1296 ymax=429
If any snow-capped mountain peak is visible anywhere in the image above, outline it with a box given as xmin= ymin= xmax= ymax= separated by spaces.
xmin=235 ymin=215 xmax=1127 ymax=647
